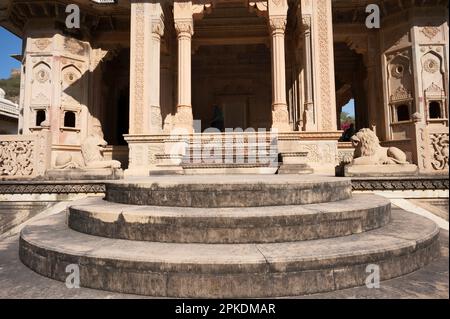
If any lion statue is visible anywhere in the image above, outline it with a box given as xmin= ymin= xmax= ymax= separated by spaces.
xmin=350 ymin=128 xmax=409 ymax=165
xmin=81 ymin=133 xmax=121 ymax=169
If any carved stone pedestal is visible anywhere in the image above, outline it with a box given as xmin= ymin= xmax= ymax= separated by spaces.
xmin=343 ymin=164 xmax=419 ymax=177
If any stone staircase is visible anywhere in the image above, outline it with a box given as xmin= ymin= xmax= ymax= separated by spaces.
xmin=160 ymin=132 xmax=280 ymax=174
xmin=19 ymin=175 xmax=440 ymax=297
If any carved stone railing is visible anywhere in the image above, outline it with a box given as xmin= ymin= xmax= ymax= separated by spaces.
xmin=0 ymin=132 xmax=51 ymax=180
xmin=0 ymin=101 xmax=19 ymax=118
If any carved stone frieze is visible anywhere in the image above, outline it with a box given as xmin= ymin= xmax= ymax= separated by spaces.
xmin=352 ymin=177 xmax=449 ymax=191
xmin=421 ymin=26 xmax=440 ymax=40
xmin=430 ymin=134 xmax=449 ymax=171
xmin=34 ymin=39 xmax=51 ymax=51
xmin=0 ymin=182 xmax=106 ymax=194
xmin=0 ymin=140 xmax=34 ymax=177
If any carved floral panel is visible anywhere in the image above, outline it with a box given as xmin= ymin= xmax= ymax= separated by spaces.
xmin=430 ymin=134 xmax=449 ymax=171
xmin=0 ymin=140 xmax=34 ymax=177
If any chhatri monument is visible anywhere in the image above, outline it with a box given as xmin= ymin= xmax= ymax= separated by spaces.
xmin=0 ymin=0 xmax=448 ymax=298
xmin=0 ymin=0 xmax=447 ymax=176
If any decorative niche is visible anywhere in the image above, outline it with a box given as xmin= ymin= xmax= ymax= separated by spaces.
xmin=387 ymin=51 xmax=414 ymax=124
xmin=389 ymin=86 xmax=413 ymax=123
xmin=59 ymin=64 xmax=83 ymax=132
xmin=424 ymin=83 xmax=447 ymax=123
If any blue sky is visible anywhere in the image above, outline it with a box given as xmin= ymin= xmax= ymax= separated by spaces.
xmin=342 ymin=99 xmax=355 ymax=117
xmin=0 ymin=27 xmax=22 ymax=79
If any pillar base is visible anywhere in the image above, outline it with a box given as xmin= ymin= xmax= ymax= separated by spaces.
xmin=272 ymin=106 xmax=291 ymax=132
xmin=173 ymin=105 xmax=194 ymax=134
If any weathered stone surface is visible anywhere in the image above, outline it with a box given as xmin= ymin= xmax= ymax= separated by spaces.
xmin=0 ymin=229 xmax=446 ymax=299
xmin=0 ymin=202 xmax=52 ymax=234
xmin=68 ymin=195 xmax=391 ymax=243
xmin=277 ymin=164 xmax=314 ymax=175
xmin=105 ymin=175 xmax=352 ymax=207
xmin=19 ymin=210 xmax=440 ymax=298
xmin=344 ymin=164 xmax=419 ymax=177
xmin=45 ymin=168 xmax=123 ymax=180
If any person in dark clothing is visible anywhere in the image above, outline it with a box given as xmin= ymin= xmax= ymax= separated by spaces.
xmin=340 ymin=123 xmax=356 ymax=142
xmin=210 ymin=105 xmax=224 ymax=132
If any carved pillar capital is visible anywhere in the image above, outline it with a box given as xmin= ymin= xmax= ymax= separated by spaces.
xmin=301 ymin=15 xmax=311 ymax=33
xmin=174 ymin=19 xmax=194 ymax=37
xmin=269 ymin=16 xmax=287 ymax=34
xmin=151 ymin=18 xmax=165 ymax=38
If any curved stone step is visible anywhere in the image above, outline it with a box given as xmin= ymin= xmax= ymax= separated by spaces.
xmin=105 ymin=175 xmax=352 ymax=207
xmin=68 ymin=195 xmax=391 ymax=243
xmin=20 ymin=210 xmax=440 ymax=298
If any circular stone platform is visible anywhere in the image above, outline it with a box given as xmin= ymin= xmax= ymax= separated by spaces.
xmin=18 ymin=174 xmax=441 ymax=297
xmin=105 ymin=175 xmax=352 ymax=207
xmin=68 ymin=195 xmax=391 ymax=243
xmin=20 ymin=211 xmax=440 ymax=298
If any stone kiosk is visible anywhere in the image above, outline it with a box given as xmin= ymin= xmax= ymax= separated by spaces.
xmin=0 ymin=0 xmax=448 ymax=177
xmin=0 ymin=0 xmax=448 ymax=298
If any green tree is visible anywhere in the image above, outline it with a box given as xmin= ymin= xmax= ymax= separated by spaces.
xmin=0 ymin=72 xmax=20 ymax=102
xmin=340 ymin=111 xmax=354 ymax=123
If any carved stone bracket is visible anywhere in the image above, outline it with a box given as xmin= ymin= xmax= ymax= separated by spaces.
xmin=248 ymin=0 xmax=268 ymax=17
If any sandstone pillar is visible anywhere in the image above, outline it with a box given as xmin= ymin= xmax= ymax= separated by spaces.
xmin=149 ymin=15 xmax=164 ymax=134
xmin=301 ymin=15 xmax=316 ymax=131
xmin=268 ymin=0 xmax=291 ymax=131
xmin=173 ymin=18 xmax=194 ymax=132
xmin=129 ymin=2 xmax=164 ymax=134
xmin=311 ymin=0 xmax=337 ymax=131
xmin=172 ymin=1 xmax=211 ymax=133
xmin=161 ymin=55 xmax=175 ymax=133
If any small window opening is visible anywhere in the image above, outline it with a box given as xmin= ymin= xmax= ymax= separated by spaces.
xmin=36 ymin=110 xmax=46 ymax=126
xmin=429 ymin=101 xmax=442 ymax=119
xmin=396 ymin=104 xmax=410 ymax=122
xmin=64 ymin=111 xmax=76 ymax=128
